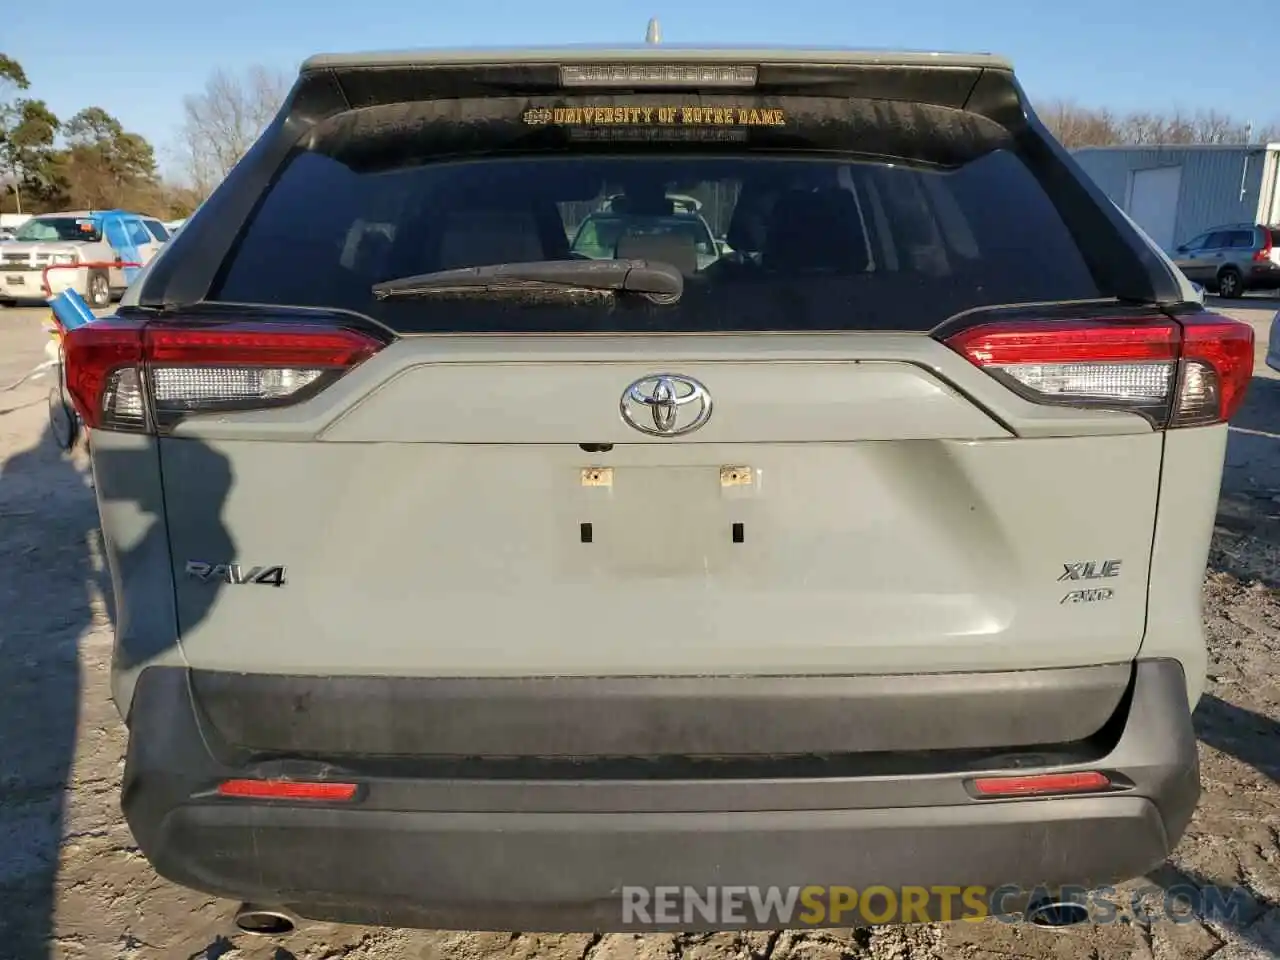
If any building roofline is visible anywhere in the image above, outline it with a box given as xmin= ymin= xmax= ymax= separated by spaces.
xmin=1072 ymin=142 xmax=1280 ymax=153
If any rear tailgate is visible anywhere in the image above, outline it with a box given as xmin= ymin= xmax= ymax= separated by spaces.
xmin=160 ymin=330 xmax=1162 ymax=677
xmin=108 ymin=53 xmax=1196 ymax=746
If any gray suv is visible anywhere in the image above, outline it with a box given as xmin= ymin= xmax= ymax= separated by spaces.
xmin=1173 ymin=222 xmax=1280 ymax=298
xmin=64 ymin=47 xmax=1255 ymax=934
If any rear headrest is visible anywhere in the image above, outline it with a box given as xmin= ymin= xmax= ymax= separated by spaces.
xmin=615 ymin=231 xmax=699 ymax=276
xmin=609 ymin=195 xmax=676 ymax=217
xmin=353 ymin=230 xmax=392 ymax=278
xmin=762 ymin=189 xmax=870 ymax=273
xmin=434 ymin=210 xmax=545 ymax=271
xmin=726 ymin=198 xmax=767 ymax=255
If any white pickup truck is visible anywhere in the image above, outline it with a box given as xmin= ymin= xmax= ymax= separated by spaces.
xmin=0 ymin=209 xmax=168 ymax=307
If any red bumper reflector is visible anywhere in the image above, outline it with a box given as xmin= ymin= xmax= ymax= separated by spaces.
xmin=971 ymin=771 xmax=1111 ymax=797
xmin=216 ymin=779 xmax=359 ymax=801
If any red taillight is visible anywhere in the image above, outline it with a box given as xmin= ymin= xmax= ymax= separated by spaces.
xmin=1254 ymin=230 xmax=1273 ymax=263
xmin=944 ymin=320 xmax=1181 ymax=365
xmin=216 ymin=778 xmax=360 ymax=801
xmin=1177 ymin=314 xmax=1255 ymax=426
xmin=144 ymin=325 xmax=382 ymax=367
xmin=971 ymin=770 xmax=1112 ymax=798
xmin=943 ymin=312 xmax=1254 ymax=427
xmin=62 ymin=318 xmax=151 ymax=433
xmin=61 ymin=319 xmax=386 ymax=433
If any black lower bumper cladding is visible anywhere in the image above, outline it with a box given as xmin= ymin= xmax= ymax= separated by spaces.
xmin=121 ymin=660 xmax=1199 ymax=932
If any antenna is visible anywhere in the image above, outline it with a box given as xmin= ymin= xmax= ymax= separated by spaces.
xmin=645 ymin=17 xmax=661 ymax=44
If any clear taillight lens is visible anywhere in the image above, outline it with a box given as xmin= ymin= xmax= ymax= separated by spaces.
xmin=997 ymin=360 xmax=1176 ymax=403
xmin=150 ymin=367 xmax=326 ymax=411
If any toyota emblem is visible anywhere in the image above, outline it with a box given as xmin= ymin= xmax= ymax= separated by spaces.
xmin=619 ymin=374 xmax=713 ymax=437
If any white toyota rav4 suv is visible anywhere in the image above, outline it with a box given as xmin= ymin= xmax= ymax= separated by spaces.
xmin=61 ymin=46 xmax=1255 ymax=935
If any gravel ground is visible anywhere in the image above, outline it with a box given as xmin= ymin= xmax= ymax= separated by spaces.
xmin=1 ymin=300 xmax=1278 ymax=960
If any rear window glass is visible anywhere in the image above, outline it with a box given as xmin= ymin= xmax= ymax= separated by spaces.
xmin=213 ymin=96 xmax=1103 ymax=333
xmin=1270 ymin=227 xmax=1280 ymax=246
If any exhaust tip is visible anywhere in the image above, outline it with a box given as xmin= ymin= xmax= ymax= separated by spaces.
xmin=233 ymin=904 xmax=296 ymax=936
xmin=1025 ymin=896 xmax=1091 ymax=929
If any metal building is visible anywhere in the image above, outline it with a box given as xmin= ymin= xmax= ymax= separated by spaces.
xmin=1072 ymin=143 xmax=1280 ymax=254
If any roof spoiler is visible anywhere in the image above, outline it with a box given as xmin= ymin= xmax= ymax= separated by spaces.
xmin=286 ymin=50 xmax=1028 ymax=128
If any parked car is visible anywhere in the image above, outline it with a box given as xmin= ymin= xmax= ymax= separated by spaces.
xmin=571 ymin=206 xmax=723 ymax=271
xmin=0 ymin=209 xmax=165 ymax=307
xmin=1172 ymin=223 xmax=1280 ymax=299
xmin=62 ymin=46 xmax=1255 ymax=935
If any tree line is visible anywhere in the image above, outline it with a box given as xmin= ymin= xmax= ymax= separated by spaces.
xmin=3 ymin=50 xmax=1280 ymax=219
xmin=0 ymin=53 xmax=287 ymax=219
xmin=1039 ymin=100 xmax=1280 ymax=149
xmin=1 ymin=54 xmax=194 ymax=217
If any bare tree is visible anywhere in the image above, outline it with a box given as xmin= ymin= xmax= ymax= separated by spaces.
xmin=1038 ymin=100 xmax=1121 ymax=148
xmin=1254 ymin=123 xmax=1280 ymax=144
xmin=178 ymin=65 xmax=290 ymax=196
xmin=1038 ymin=100 xmax=1275 ymax=150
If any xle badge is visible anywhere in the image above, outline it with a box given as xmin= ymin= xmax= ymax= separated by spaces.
xmin=185 ymin=562 xmax=287 ymax=587
xmin=1057 ymin=559 xmax=1122 ymax=581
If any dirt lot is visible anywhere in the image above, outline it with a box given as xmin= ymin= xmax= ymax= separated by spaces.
xmin=1 ymin=300 xmax=1278 ymax=960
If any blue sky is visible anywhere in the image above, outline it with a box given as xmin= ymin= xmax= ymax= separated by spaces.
xmin=8 ymin=0 xmax=1277 ymax=178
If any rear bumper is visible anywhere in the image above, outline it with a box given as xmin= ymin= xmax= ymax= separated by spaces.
xmin=1247 ymin=261 xmax=1280 ymax=287
xmin=121 ymin=659 xmax=1199 ymax=932
xmin=0 ymin=267 xmax=85 ymax=300
xmin=0 ymin=272 xmax=40 ymax=300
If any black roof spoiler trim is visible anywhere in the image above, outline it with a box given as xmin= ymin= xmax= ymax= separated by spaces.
xmin=289 ymin=61 xmax=999 ymax=122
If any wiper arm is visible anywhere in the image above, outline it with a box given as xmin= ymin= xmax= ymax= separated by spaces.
xmin=371 ymin=259 xmax=683 ymax=305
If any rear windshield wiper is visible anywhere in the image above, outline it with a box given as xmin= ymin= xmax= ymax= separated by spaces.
xmin=371 ymin=259 xmax=683 ymax=305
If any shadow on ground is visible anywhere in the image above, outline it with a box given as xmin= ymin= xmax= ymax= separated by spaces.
xmin=1195 ymin=695 xmax=1280 ymax=784
xmin=1207 ymin=293 xmax=1280 ymax=310
xmin=1144 ymin=862 xmax=1280 ymax=955
xmin=0 ymin=419 xmax=98 ymax=957
xmin=1213 ymin=375 xmax=1280 ymax=587
xmin=0 ymin=384 xmax=233 ymax=957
